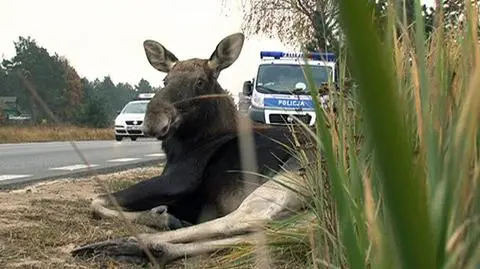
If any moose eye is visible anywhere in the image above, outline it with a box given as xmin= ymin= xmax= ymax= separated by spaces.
xmin=196 ymin=79 xmax=206 ymax=89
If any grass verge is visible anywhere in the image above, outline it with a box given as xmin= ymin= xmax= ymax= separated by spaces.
xmin=0 ymin=165 xmax=312 ymax=268
xmin=0 ymin=166 xmax=162 ymax=269
xmin=0 ymin=125 xmax=114 ymax=143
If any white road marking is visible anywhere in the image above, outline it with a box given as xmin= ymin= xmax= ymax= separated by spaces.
xmin=145 ymin=153 xmax=166 ymax=157
xmin=49 ymin=164 xmax=99 ymax=171
xmin=107 ymin=158 xmax=141 ymax=163
xmin=0 ymin=174 xmax=32 ymax=181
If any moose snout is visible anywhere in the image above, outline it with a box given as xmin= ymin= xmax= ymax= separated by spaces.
xmin=142 ymin=98 xmax=179 ymax=140
xmin=142 ymin=114 xmax=171 ymax=139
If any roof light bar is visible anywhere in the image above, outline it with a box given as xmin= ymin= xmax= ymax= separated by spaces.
xmin=136 ymin=93 xmax=155 ymax=100
xmin=260 ymin=51 xmax=336 ymax=62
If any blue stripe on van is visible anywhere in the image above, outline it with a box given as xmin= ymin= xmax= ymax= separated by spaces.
xmin=264 ymin=98 xmax=314 ymax=109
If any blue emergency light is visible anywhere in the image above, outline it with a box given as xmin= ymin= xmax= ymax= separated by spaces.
xmin=260 ymin=50 xmax=336 ymax=62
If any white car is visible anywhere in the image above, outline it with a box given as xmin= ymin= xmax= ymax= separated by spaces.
xmin=114 ymin=94 xmax=155 ymax=141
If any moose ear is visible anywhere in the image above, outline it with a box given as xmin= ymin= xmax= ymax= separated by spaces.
xmin=143 ymin=40 xmax=179 ymax=73
xmin=207 ymin=33 xmax=245 ymax=75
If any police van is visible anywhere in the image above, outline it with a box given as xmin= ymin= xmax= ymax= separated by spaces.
xmin=242 ymin=51 xmax=336 ymax=126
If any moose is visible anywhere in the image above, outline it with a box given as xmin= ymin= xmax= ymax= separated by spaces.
xmin=72 ymin=32 xmax=316 ymax=265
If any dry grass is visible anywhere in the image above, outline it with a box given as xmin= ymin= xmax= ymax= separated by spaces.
xmin=0 ymin=125 xmax=114 ymax=144
xmin=0 ymin=165 xmax=202 ymax=269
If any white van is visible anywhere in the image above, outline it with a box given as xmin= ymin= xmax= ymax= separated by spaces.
xmin=113 ymin=93 xmax=155 ymax=141
xmin=242 ymin=51 xmax=336 ymax=126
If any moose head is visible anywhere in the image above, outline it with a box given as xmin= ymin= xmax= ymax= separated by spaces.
xmin=141 ymin=33 xmax=245 ymax=140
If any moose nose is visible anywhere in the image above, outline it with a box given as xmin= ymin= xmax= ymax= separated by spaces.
xmin=155 ymin=124 xmax=170 ymax=138
xmin=142 ymin=122 xmax=170 ymax=139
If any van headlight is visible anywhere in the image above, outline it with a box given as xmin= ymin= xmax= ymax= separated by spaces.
xmin=251 ymin=92 xmax=264 ymax=108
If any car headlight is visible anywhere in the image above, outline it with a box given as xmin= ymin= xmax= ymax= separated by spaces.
xmin=251 ymin=92 xmax=264 ymax=108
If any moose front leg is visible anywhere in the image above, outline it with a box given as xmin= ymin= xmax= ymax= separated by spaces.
xmin=91 ymin=196 xmax=188 ymax=230
xmin=90 ymin=155 xmax=209 ymax=230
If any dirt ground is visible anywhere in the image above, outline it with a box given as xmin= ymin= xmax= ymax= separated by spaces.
xmin=0 ymin=165 xmax=198 ymax=269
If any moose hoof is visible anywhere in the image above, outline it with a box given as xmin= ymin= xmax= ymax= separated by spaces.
xmin=71 ymin=237 xmax=167 ymax=265
xmin=134 ymin=206 xmax=171 ymax=230
xmin=134 ymin=206 xmax=186 ymax=231
xmin=151 ymin=205 xmax=167 ymax=214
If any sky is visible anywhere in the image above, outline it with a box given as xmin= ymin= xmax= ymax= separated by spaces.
xmin=1 ymin=0 xmax=435 ymax=99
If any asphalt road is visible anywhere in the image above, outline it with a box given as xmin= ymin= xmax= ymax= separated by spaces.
xmin=0 ymin=138 xmax=166 ymax=189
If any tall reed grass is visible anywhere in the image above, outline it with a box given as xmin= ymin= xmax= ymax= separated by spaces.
xmin=216 ymin=0 xmax=480 ymax=268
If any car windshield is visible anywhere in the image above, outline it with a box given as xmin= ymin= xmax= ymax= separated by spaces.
xmin=255 ymin=64 xmax=333 ymax=94
xmin=121 ymin=102 xmax=148 ymax=114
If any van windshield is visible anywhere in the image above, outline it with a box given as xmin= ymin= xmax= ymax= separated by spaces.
xmin=121 ymin=102 xmax=148 ymax=114
xmin=255 ymin=64 xmax=333 ymax=94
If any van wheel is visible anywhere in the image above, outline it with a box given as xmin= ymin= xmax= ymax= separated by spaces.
xmin=115 ymin=135 xmax=123 ymax=142
xmin=130 ymin=136 xmax=138 ymax=141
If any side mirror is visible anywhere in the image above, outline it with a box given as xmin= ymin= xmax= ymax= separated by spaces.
xmin=116 ymin=110 xmax=121 ymax=115
xmin=242 ymin=80 xmax=253 ymax=96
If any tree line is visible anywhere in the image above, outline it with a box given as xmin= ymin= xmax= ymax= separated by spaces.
xmin=0 ymin=36 xmax=159 ymax=128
